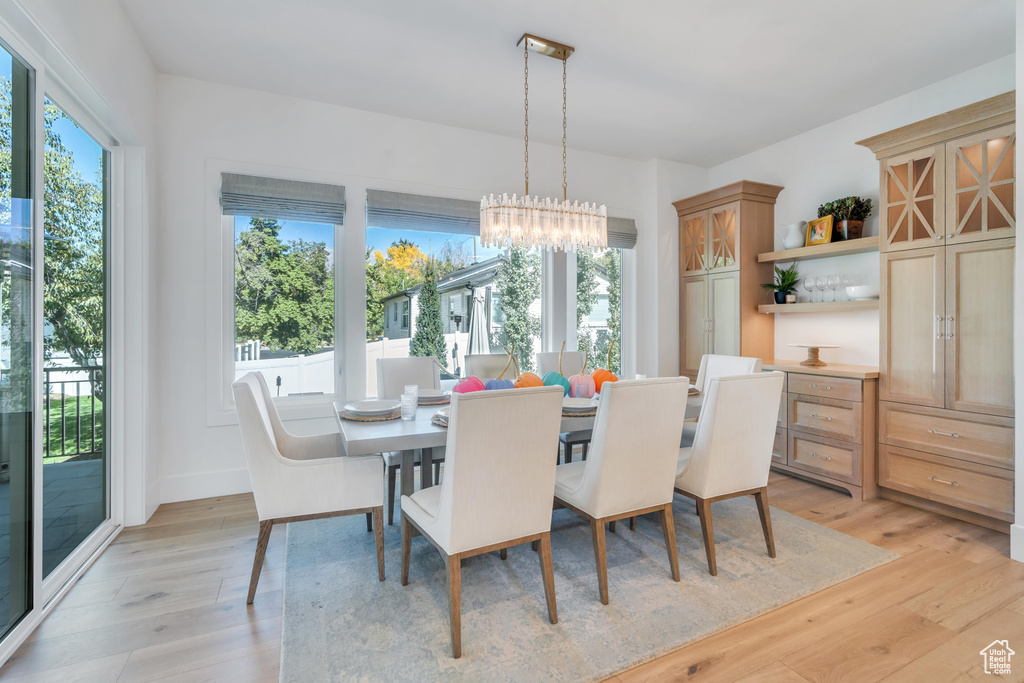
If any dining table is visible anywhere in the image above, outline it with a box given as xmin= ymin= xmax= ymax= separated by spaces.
xmin=333 ymin=400 xmax=598 ymax=501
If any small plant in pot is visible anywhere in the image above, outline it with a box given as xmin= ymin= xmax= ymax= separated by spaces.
xmin=817 ymin=196 xmax=873 ymax=241
xmin=762 ymin=264 xmax=800 ymax=304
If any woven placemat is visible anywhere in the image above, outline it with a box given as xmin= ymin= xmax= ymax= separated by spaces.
xmin=339 ymin=409 xmax=402 ymax=423
xmin=431 ymin=415 xmax=448 ymax=428
xmin=688 ymin=388 xmax=701 ymax=397
xmin=418 ymin=398 xmax=451 ymax=407
xmin=562 ymin=408 xmax=597 ymax=418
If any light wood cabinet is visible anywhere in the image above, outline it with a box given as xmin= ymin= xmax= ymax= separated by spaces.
xmin=859 ymin=92 xmax=1015 ymax=532
xmin=674 ymin=181 xmax=781 ymax=378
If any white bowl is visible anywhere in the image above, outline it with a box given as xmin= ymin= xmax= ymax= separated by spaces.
xmin=845 ymin=284 xmax=879 ymax=300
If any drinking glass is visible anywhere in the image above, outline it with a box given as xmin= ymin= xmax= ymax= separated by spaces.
xmin=400 ymin=392 xmax=417 ymax=420
xmin=827 ymin=274 xmax=840 ymax=302
xmin=404 ymin=384 xmax=419 ymax=403
xmin=815 ymin=276 xmax=827 ymax=303
xmin=842 ymin=273 xmax=856 ymax=301
xmin=803 ymin=277 xmax=815 ymax=303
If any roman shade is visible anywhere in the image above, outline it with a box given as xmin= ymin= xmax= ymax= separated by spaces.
xmin=220 ymin=173 xmax=346 ymax=224
xmin=366 ymin=190 xmax=479 ymax=235
xmin=607 ymin=217 xmax=638 ymax=249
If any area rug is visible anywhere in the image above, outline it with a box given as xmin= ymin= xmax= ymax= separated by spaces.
xmin=280 ymin=497 xmax=896 ymax=682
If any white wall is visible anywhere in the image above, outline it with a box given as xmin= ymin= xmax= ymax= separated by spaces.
xmin=1012 ymin=0 xmax=1023 ymax=564
xmin=708 ymin=55 xmax=1015 ymax=367
xmin=4 ymin=0 xmax=160 ymax=525
xmin=154 ymin=75 xmax=703 ymax=502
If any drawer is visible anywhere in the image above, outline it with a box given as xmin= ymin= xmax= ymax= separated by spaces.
xmin=778 ymin=393 xmax=787 ymax=427
xmin=879 ymin=445 xmax=1013 ymax=522
xmin=788 ymin=373 xmax=862 ymax=402
xmin=789 ymin=433 xmax=858 ymax=484
xmin=772 ymin=427 xmax=787 ymax=465
xmin=789 ymin=395 xmax=860 ymax=442
xmin=880 ymin=402 xmax=1014 ymax=470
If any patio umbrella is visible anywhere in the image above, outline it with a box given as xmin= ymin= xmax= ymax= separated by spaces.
xmin=466 ymin=288 xmax=490 ymax=356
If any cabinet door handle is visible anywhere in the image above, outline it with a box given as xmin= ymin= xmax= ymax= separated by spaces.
xmin=946 ymin=316 xmax=955 ymax=340
xmin=809 ymin=414 xmax=833 ymax=421
xmin=809 ymin=452 xmax=833 ymax=461
xmin=808 ymin=384 xmax=832 ymax=391
xmin=930 ymin=476 xmax=959 ymax=487
xmin=929 ymin=429 xmax=960 ymax=438
xmin=936 ymin=314 xmax=943 ymax=339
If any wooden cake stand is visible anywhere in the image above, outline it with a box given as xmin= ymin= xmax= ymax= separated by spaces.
xmin=787 ymin=343 xmax=840 ymax=367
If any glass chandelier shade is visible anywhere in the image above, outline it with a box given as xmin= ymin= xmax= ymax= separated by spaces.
xmin=481 ymin=34 xmax=607 ymax=252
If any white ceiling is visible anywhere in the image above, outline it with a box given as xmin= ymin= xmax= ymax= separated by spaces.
xmin=117 ymin=0 xmax=1014 ymax=167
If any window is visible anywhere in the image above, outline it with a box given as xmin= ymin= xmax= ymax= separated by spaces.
xmin=364 ymin=189 xmax=543 ymax=396
xmin=576 ymin=247 xmax=622 ymax=374
xmin=220 ymin=173 xmax=345 ymax=400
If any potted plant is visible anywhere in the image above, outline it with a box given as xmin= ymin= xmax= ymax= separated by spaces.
xmin=817 ymin=196 xmax=873 ymax=241
xmin=762 ymin=263 xmax=800 ymax=304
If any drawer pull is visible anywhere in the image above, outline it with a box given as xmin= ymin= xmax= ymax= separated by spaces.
xmin=809 ymin=414 xmax=833 ymax=421
xmin=929 ymin=429 xmax=960 ymax=438
xmin=809 ymin=452 xmax=833 ymax=462
xmin=808 ymin=384 xmax=832 ymax=391
xmin=929 ymin=476 xmax=959 ymax=487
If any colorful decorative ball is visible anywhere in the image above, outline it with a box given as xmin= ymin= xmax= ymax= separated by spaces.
xmin=453 ymin=376 xmax=485 ymax=393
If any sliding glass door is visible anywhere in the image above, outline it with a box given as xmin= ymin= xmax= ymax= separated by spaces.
xmin=41 ymin=99 xmax=108 ymax=578
xmin=0 ymin=44 xmax=33 ymax=639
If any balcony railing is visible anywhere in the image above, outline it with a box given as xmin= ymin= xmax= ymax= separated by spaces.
xmin=44 ymin=365 xmax=103 ymax=462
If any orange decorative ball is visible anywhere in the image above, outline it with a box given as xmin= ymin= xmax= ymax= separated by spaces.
xmin=514 ymin=372 xmax=543 ymax=388
xmin=592 ymin=368 xmax=618 ymax=392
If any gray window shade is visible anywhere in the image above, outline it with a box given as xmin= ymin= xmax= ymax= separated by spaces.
xmin=366 ymin=190 xmax=479 ymax=235
xmin=608 ymin=217 xmax=638 ymax=249
xmin=221 ymin=173 xmax=346 ymax=224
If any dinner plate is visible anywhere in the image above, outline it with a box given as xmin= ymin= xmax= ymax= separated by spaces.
xmin=435 ymin=406 xmax=451 ymax=421
xmin=343 ymin=399 xmax=401 ymax=416
xmin=418 ymin=389 xmax=447 ymax=399
xmin=562 ymin=398 xmax=598 ymax=412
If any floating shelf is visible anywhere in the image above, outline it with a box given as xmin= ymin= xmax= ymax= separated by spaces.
xmin=758 ymin=236 xmax=879 ymax=263
xmin=758 ymin=300 xmax=879 ymax=314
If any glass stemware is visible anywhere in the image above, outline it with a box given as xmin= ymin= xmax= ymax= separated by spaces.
xmin=827 ymin=274 xmax=840 ymax=302
xmin=803 ymin=277 xmax=815 ymax=303
xmin=815 ymin=276 xmax=827 ymax=303
xmin=842 ymin=273 xmax=856 ymax=301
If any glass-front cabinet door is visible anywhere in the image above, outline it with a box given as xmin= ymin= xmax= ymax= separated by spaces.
xmin=679 ymin=210 xmax=707 ymax=276
xmin=946 ymin=124 xmax=1015 ymax=245
xmin=880 ymin=145 xmax=945 ymax=251
xmin=708 ymin=202 xmax=740 ymax=272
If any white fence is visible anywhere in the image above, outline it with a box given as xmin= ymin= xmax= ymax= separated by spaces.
xmin=236 ymin=350 xmax=335 ymax=397
xmin=365 ymin=333 xmax=470 ymax=396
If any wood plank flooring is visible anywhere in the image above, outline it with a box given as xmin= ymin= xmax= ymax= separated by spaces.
xmin=0 ymin=471 xmax=1020 ymax=681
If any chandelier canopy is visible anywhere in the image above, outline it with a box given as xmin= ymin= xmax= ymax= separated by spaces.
xmin=480 ymin=34 xmax=607 ymax=252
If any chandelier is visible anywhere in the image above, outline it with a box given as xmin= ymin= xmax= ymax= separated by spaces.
xmin=480 ymin=34 xmax=607 ymax=252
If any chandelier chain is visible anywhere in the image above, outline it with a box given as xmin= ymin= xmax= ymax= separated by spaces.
xmin=562 ymin=58 xmax=567 ymax=202
xmin=524 ymin=43 xmax=529 ymax=197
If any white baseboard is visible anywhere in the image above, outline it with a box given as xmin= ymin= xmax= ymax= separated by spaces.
xmin=1011 ymin=524 xmax=1024 ymax=563
xmin=159 ymin=468 xmax=252 ymax=505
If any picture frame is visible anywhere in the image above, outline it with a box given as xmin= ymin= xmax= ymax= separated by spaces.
xmin=806 ymin=215 xmax=833 ymax=247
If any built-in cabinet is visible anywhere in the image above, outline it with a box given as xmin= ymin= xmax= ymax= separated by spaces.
xmin=859 ymin=92 xmax=1015 ymax=532
xmin=765 ymin=361 xmax=878 ymax=500
xmin=674 ymin=181 xmax=782 ymax=378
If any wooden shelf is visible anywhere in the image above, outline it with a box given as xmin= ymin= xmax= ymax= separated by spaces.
xmin=758 ymin=300 xmax=879 ymax=314
xmin=758 ymin=236 xmax=879 ymax=263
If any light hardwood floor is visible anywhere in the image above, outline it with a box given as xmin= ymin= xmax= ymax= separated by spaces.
xmin=1 ymin=471 xmax=1021 ymax=681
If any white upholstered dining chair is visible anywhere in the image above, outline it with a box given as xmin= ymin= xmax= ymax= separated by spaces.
xmin=463 ymin=352 xmax=510 ymax=380
xmin=675 ymin=371 xmax=785 ymax=576
xmin=681 ymin=354 xmax=764 ymax=448
xmin=377 ymin=356 xmax=444 ymax=524
xmin=553 ymin=377 xmax=690 ymax=605
xmin=400 ymin=385 xmax=564 ymax=658
xmin=232 ymin=372 xmax=385 ymax=603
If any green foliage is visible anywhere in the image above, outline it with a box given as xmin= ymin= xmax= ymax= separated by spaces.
xmin=575 ymin=250 xmax=599 ymax=357
xmin=45 ymin=395 xmax=103 ymax=463
xmin=234 ymin=218 xmax=334 ymax=355
xmin=817 ymin=196 xmax=873 ymax=222
xmin=492 ymin=245 xmax=541 ymax=373
xmin=762 ymin=263 xmax=801 ymax=293
xmin=602 ymin=250 xmax=621 ymax=374
xmin=409 ymin=262 xmax=447 ymax=366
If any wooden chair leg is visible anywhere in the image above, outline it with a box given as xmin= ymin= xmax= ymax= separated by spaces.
xmin=247 ymin=520 xmax=273 ymax=604
xmin=387 ymin=465 xmax=397 ymax=525
xmin=447 ymin=556 xmax=462 ymax=658
xmin=373 ymin=507 xmax=385 ymax=581
xmin=582 ymin=443 xmax=589 ymax=461
xmin=660 ymin=503 xmax=680 ymax=582
xmin=629 ymin=516 xmax=637 ymax=531
xmin=696 ymin=498 xmax=717 ymax=576
xmin=532 ymin=539 xmax=539 ymax=552
xmin=609 ymin=520 xmax=616 ymax=534
xmin=590 ymin=517 xmax=609 ymax=605
xmin=401 ymin=516 xmax=412 ymax=586
xmin=564 ymin=443 xmax=573 ymax=464
xmin=754 ymin=486 xmax=776 ymax=558
xmin=538 ymin=532 xmax=558 ymax=624
xmin=365 ymin=512 xmax=373 ymax=532
xmin=500 ymin=548 xmax=507 ymax=560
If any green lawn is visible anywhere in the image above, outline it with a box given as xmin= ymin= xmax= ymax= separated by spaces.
xmin=45 ymin=396 xmax=104 ymax=464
